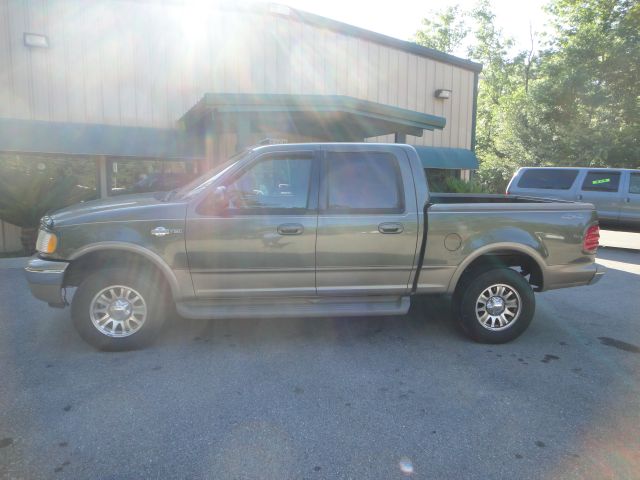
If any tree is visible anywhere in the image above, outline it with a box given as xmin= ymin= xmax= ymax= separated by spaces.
xmin=413 ymin=5 xmax=469 ymax=55
xmin=525 ymin=0 xmax=640 ymax=168
xmin=414 ymin=0 xmax=640 ymax=192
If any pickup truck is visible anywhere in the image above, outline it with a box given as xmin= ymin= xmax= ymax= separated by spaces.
xmin=25 ymin=143 xmax=604 ymax=350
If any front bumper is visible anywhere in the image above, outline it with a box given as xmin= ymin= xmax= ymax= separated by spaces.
xmin=24 ymin=257 xmax=70 ymax=307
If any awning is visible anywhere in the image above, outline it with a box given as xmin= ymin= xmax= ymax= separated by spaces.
xmin=0 ymin=118 xmax=203 ymax=159
xmin=181 ymin=93 xmax=446 ymax=140
xmin=414 ymin=146 xmax=479 ymax=170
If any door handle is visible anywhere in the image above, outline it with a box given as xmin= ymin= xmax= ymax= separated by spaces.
xmin=277 ymin=223 xmax=304 ymax=235
xmin=578 ymin=194 xmax=583 ymax=200
xmin=378 ymin=222 xmax=404 ymax=234
xmin=626 ymin=197 xmax=631 ymax=203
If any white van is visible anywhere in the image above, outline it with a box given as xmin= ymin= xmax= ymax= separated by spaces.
xmin=506 ymin=167 xmax=640 ymax=228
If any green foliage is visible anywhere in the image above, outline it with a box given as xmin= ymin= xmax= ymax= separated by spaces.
xmin=413 ymin=5 xmax=469 ymax=54
xmin=430 ymin=176 xmax=490 ymax=193
xmin=0 ymin=164 xmax=94 ymax=228
xmin=414 ymin=0 xmax=640 ymax=185
xmin=445 ymin=176 xmax=489 ymax=193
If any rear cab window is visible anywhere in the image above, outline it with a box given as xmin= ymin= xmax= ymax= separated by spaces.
xmin=323 ymin=152 xmax=404 ymax=214
xmin=517 ymin=169 xmax=579 ymax=190
xmin=580 ymin=171 xmax=621 ymax=192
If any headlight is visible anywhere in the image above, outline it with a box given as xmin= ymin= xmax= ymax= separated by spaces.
xmin=36 ymin=229 xmax=58 ymax=254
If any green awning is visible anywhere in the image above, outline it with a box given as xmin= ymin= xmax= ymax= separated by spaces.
xmin=0 ymin=118 xmax=203 ymax=159
xmin=181 ymin=93 xmax=446 ymax=140
xmin=414 ymin=146 xmax=479 ymax=170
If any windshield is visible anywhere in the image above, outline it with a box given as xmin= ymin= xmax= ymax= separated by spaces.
xmin=173 ymin=154 xmax=245 ymax=200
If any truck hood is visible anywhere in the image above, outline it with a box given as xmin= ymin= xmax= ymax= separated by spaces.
xmin=49 ymin=193 xmax=188 ymax=227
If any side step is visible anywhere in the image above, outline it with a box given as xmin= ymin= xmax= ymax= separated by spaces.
xmin=176 ymin=296 xmax=411 ymax=320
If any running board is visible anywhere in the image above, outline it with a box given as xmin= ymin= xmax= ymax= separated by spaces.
xmin=176 ymin=296 xmax=411 ymax=320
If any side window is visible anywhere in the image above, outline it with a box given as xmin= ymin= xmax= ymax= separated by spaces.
xmin=581 ymin=171 xmax=621 ymax=192
xmin=325 ymin=152 xmax=404 ymax=213
xmin=517 ymin=169 xmax=579 ymax=190
xmin=629 ymin=173 xmax=640 ymax=194
xmin=226 ymin=154 xmax=313 ymax=211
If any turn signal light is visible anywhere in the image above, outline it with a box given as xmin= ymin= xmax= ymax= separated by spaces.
xmin=582 ymin=224 xmax=600 ymax=254
xmin=36 ymin=229 xmax=58 ymax=254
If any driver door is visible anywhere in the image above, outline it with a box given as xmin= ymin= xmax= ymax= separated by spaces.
xmin=185 ymin=150 xmax=319 ymax=298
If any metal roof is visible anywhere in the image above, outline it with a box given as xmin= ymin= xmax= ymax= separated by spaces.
xmin=0 ymin=118 xmax=202 ymax=159
xmin=181 ymin=93 xmax=446 ymax=139
xmin=414 ymin=146 xmax=479 ymax=169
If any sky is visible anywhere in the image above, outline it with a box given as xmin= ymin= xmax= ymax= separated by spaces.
xmin=258 ymin=0 xmax=551 ymax=57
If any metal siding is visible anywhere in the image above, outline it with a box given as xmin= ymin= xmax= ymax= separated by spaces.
xmin=7 ymin=0 xmax=32 ymax=119
xmin=0 ymin=1 xmax=477 ymax=149
xmin=377 ymin=44 xmax=389 ymax=105
xmin=0 ymin=0 xmax=14 ymax=117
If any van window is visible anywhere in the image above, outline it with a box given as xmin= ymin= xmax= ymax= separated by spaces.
xmin=629 ymin=173 xmax=640 ymax=194
xmin=517 ymin=169 xmax=579 ymax=190
xmin=325 ymin=152 xmax=404 ymax=213
xmin=581 ymin=171 xmax=621 ymax=192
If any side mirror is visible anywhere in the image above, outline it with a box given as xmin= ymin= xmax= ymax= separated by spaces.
xmin=212 ymin=185 xmax=229 ymax=210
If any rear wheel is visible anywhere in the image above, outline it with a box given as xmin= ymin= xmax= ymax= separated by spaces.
xmin=71 ymin=267 xmax=168 ymax=350
xmin=454 ymin=268 xmax=535 ymax=343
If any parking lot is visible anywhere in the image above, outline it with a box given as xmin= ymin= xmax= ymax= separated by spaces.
xmin=1 ymin=231 xmax=639 ymax=479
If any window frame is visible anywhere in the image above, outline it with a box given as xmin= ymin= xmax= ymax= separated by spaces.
xmin=319 ymin=151 xmax=406 ymax=215
xmin=628 ymin=173 xmax=640 ymax=195
xmin=580 ymin=171 xmax=622 ymax=193
xmin=198 ymin=150 xmax=319 ymax=216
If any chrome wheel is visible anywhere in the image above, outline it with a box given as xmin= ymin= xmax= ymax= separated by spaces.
xmin=89 ymin=285 xmax=147 ymax=338
xmin=475 ymin=283 xmax=521 ymax=331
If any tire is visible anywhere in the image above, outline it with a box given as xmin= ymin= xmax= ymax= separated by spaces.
xmin=453 ymin=268 xmax=535 ymax=344
xmin=71 ymin=267 xmax=168 ymax=351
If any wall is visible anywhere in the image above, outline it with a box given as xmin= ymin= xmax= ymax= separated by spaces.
xmin=0 ymin=220 xmax=21 ymax=253
xmin=0 ymin=0 xmax=476 ymax=149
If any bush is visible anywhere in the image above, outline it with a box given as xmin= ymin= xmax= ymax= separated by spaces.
xmin=429 ymin=175 xmax=490 ymax=193
xmin=0 ymin=165 xmax=94 ymax=253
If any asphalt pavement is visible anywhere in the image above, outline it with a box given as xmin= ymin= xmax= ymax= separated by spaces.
xmin=1 ymin=234 xmax=639 ymax=479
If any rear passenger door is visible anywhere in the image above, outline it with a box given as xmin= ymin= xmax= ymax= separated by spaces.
xmin=315 ymin=149 xmax=419 ymax=296
xmin=576 ymin=171 xmax=623 ymax=223
xmin=619 ymin=172 xmax=640 ymax=227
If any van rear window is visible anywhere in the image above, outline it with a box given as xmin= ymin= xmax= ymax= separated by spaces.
xmin=517 ymin=169 xmax=579 ymax=190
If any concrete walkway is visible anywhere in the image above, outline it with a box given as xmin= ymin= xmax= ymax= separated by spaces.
xmin=600 ymin=229 xmax=640 ymax=250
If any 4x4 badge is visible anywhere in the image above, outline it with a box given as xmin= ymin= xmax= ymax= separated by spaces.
xmin=150 ymin=226 xmax=183 ymax=237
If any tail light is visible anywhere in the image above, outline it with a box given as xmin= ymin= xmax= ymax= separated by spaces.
xmin=582 ymin=224 xmax=600 ymax=254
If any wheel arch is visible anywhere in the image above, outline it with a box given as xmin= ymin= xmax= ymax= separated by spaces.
xmin=64 ymin=242 xmax=181 ymax=299
xmin=448 ymin=243 xmax=546 ymax=294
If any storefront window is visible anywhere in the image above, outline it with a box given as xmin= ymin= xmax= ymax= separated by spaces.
xmin=0 ymin=152 xmax=99 ymax=200
xmin=107 ymin=158 xmax=196 ymax=196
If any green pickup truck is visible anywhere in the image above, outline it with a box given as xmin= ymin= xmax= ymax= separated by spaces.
xmin=25 ymin=143 xmax=604 ymax=350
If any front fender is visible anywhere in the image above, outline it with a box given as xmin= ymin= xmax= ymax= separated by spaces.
xmin=67 ymin=241 xmax=186 ymax=299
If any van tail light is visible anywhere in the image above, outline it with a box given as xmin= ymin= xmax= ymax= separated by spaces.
xmin=582 ymin=224 xmax=600 ymax=254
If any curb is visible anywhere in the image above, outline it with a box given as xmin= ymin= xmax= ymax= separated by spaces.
xmin=0 ymin=257 xmax=29 ymax=269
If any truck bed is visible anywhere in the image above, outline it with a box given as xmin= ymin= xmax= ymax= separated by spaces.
xmin=429 ymin=193 xmax=572 ymax=204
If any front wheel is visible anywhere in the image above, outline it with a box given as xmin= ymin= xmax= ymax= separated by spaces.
xmin=454 ymin=268 xmax=535 ymax=343
xmin=71 ymin=267 xmax=168 ymax=351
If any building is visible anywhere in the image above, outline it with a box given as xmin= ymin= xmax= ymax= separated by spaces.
xmin=0 ymin=0 xmax=482 ymax=252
